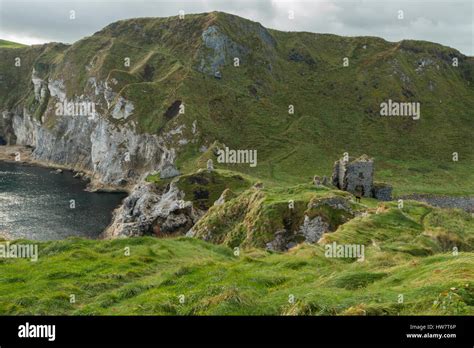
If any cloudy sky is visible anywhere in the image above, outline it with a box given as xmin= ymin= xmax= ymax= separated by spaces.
xmin=0 ymin=0 xmax=472 ymax=55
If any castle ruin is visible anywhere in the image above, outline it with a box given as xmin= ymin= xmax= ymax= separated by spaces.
xmin=331 ymin=154 xmax=392 ymax=201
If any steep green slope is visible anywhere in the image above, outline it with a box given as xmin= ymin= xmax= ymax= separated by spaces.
xmin=0 ymin=12 xmax=473 ymax=195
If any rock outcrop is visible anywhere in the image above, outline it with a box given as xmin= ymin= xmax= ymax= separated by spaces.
xmin=298 ymin=215 xmax=329 ymax=244
xmin=198 ymin=25 xmax=248 ymax=75
xmin=191 ymin=186 xmax=356 ymax=251
xmin=104 ymin=182 xmax=203 ymax=238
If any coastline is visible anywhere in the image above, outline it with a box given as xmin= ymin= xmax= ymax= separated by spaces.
xmin=0 ymin=147 xmax=129 ymax=241
xmin=0 ymin=145 xmax=130 ymax=193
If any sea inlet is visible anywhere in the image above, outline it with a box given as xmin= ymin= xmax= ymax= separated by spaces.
xmin=0 ymin=161 xmax=126 ymax=240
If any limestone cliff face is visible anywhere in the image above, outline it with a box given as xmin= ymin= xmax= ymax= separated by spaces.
xmin=6 ymin=93 xmax=174 ymax=189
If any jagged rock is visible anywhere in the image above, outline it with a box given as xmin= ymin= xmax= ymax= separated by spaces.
xmin=309 ymin=195 xmax=354 ymax=213
xmin=4 ymin=64 xmax=185 ymax=189
xmin=0 ymin=111 xmax=15 ymax=145
xmin=160 ymin=163 xmax=180 ymax=179
xmin=198 ymin=25 xmax=248 ymax=75
xmin=265 ymin=229 xmax=288 ymax=251
xmin=288 ymin=48 xmax=316 ymax=66
xmin=213 ymin=195 xmax=225 ymax=206
xmin=160 ymin=213 xmax=192 ymax=234
xmin=47 ymin=79 xmax=66 ymax=101
xmin=266 ymin=214 xmax=331 ymax=251
xmin=288 ymin=50 xmax=305 ymax=62
xmin=31 ymin=68 xmax=48 ymax=102
xmin=111 ymin=97 xmax=134 ymax=120
xmin=416 ymin=58 xmax=434 ymax=72
xmin=104 ymin=182 xmax=201 ymax=238
xmin=207 ymin=159 xmax=214 ymax=172
xmin=266 ymin=196 xmax=355 ymax=251
xmin=298 ymin=215 xmax=329 ymax=243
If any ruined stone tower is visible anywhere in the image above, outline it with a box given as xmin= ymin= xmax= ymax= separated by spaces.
xmin=332 ymin=154 xmax=374 ymax=197
xmin=331 ymin=154 xmax=392 ymax=200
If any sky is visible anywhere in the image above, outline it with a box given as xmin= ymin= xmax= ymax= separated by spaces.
xmin=0 ymin=0 xmax=473 ymax=55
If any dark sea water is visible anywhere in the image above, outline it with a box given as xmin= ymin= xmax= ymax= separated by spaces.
xmin=0 ymin=161 xmax=127 ymax=240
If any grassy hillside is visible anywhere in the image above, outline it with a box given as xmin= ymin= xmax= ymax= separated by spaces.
xmin=0 ymin=12 xmax=473 ymax=195
xmin=189 ymin=182 xmax=361 ymax=248
xmin=0 ymin=39 xmax=26 ymax=48
xmin=1 ymin=201 xmax=472 ymax=315
xmin=1 ymin=241 xmax=472 ymax=316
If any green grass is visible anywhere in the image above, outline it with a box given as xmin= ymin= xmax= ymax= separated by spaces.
xmin=0 ymin=39 xmax=26 ymax=48
xmin=147 ymin=169 xmax=253 ymax=210
xmin=321 ymin=201 xmax=474 ymax=258
xmin=0 ymin=235 xmax=472 ymax=315
xmin=190 ymin=181 xmax=363 ymax=248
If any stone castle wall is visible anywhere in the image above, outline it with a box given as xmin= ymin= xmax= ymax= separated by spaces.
xmin=332 ymin=155 xmax=392 ymax=200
